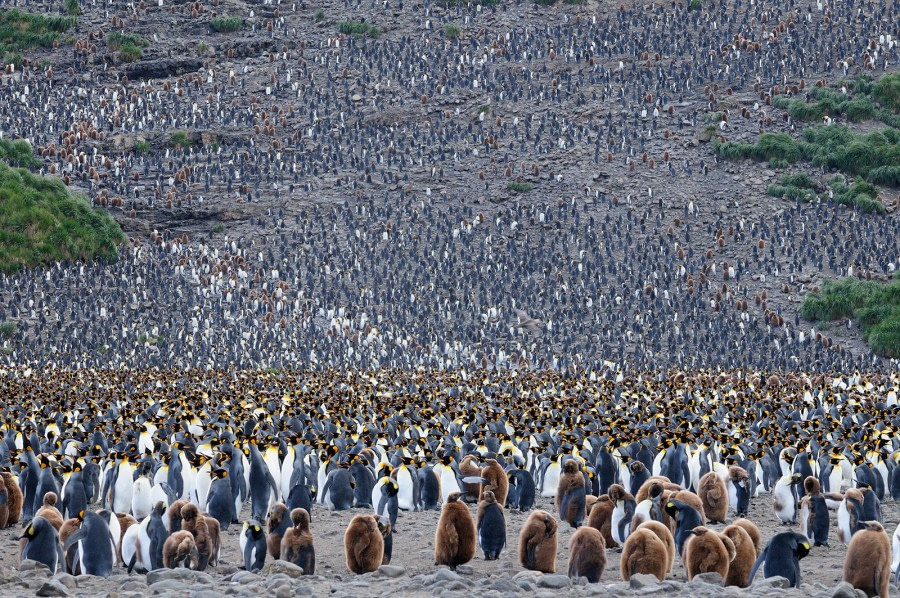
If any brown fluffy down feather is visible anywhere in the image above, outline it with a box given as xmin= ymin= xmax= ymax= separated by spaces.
xmin=459 ymin=456 xmax=482 ymax=498
xmin=163 ymin=530 xmax=198 ymax=569
xmin=203 ymin=513 xmax=221 ymax=566
xmin=345 ymin=514 xmax=384 ymax=574
xmin=698 ymin=472 xmax=728 ymax=523
xmin=480 ymin=459 xmax=509 ymax=506
xmin=116 ymin=513 xmax=138 ymax=564
xmin=683 ymin=527 xmax=732 ymax=581
xmin=586 ymin=495 xmax=616 ymax=548
xmin=722 ymin=524 xmax=755 ymax=587
xmin=2 ymin=472 xmax=22 ymax=526
xmin=567 ymin=526 xmax=606 ymax=582
xmin=281 ymin=508 xmax=315 ymax=575
xmin=843 ymin=521 xmax=890 ymax=598
xmin=266 ymin=503 xmax=289 ymax=559
xmin=636 ymin=520 xmax=676 ymax=573
xmin=732 ymin=518 xmax=762 ymax=556
xmin=620 ymin=528 xmax=669 ymax=582
xmin=636 ymin=476 xmax=680 ymax=503
xmin=34 ymin=493 xmax=64 ymax=531
xmin=804 ymin=476 xmax=821 ymax=496
xmin=671 ymin=490 xmax=707 ymax=524
xmin=728 ymin=466 xmax=749 ymax=483
xmin=180 ymin=503 xmax=211 ymax=570
xmin=518 ymin=510 xmax=557 ymax=573
xmin=434 ymin=492 xmax=476 ymax=569
xmin=556 ymin=460 xmax=586 ymax=526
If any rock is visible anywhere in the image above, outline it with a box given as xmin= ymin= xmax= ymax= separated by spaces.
xmin=125 ymin=58 xmax=204 ymax=80
xmin=119 ymin=579 xmax=148 ymax=592
xmin=537 ymin=574 xmax=571 ymax=589
xmin=351 ymin=93 xmax=362 ymax=102
xmin=752 ymin=576 xmax=791 ymax=589
xmin=146 ymin=568 xmax=199 ymax=585
xmin=691 ymin=572 xmax=724 ymax=586
xmin=377 ymin=565 xmax=406 ymax=578
xmin=36 ymin=581 xmax=70 ymax=597
xmin=261 ymin=560 xmax=305 ymax=578
xmin=489 ymin=579 xmax=520 ymax=593
xmin=52 ymin=574 xmax=77 ymax=590
xmin=20 ymin=559 xmax=49 ymax=572
xmin=698 ymin=129 xmax=713 ymax=142
xmin=455 ymin=564 xmax=474 ymax=576
xmin=829 ymin=583 xmax=858 ymax=598
xmin=150 ymin=579 xmax=189 ymax=593
xmin=630 ymin=574 xmax=661 ymax=589
xmin=432 ymin=568 xmax=461 ymax=583
xmin=273 ymin=586 xmax=293 ymax=598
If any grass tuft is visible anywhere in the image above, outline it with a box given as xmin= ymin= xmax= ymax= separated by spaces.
xmin=210 ymin=16 xmax=244 ymax=33
xmin=0 ymin=9 xmax=76 ymax=65
xmin=170 ymin=131 xmax=192 ymax=149
xmin=507 ymin=181 xmax=533 ymax=193
xmin=338 ymin=20 xmax=379 ymax=38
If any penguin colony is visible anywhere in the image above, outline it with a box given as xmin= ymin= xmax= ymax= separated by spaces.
xmin=0 ymin=0 xmax=898 ymax=375
xmin=0 ymin=367 xmax=897 ymax=595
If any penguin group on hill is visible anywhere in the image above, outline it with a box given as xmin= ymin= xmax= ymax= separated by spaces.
xmin=0 ymin=366 xmax=897 ymax=594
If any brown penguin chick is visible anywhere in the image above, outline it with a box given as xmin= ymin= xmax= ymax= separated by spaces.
xmin=843 ymin=520 xmax=891 ymax=598
xmin=671 ymin=490 xmax=706 ymax=524
xmin=59 ymin=518 xmax=82 ymax=574
xmin=731 ymin=518 xmax=762 ymax=556
xmin=683 ymin=526 xmax=734 ymax=581
xmin=585 ymin=495 xmax=599 ymax=512
xmin=518 ymin=509 xmax=558 ymax=573
xmin=0 ymin=478 xmax=8 ymax=528
xmin=586 ymin=494 xmax=616 ymax=548
xmin=344 ymin=514 xmax=384 ymax=574
xmin=630 ymin=482 xmax=665 ymax=533
xmin=636 ymin=520 xmax=676 ymax=574
xmin=34 ymin=492 xmax=64 ymax=530
xmin=266 ymin=502 xmax=289 ymax=559
xmin=567 ymin=526 xmax=607 ymax=583
xmin=479 ymin=458 xmax=509 ymax=506
xmin=434 ymin=491 xmax=477 ymax=569
xmin=804 ymin=475 xmax=821 ymax=496
xmin=281 ymin=508 xmax=315 ymax=575
xmin=635 ymin=476 xmax=677 ymax=503
xmin=620 ymin=528 xmax=669 ymax=581
xmin=180 ymin=503 xmax=212 ymax=570
xmin=698 ymin=472 xmax=728 ymax=523
xmin=116 ymin=513 xmax=138 ymax=565
xmin=556 ymin=460 xmax=586 ymax=528
xmin=163 ymin=530 xmax=199 ymax=568
xmin=721 ymin=523 xmax=756 ymax=587
xmin=203 ymin=513 xmax=221 ymax=566
xmin=459 ymin=455 xmax=482 ymax=498
xmin=2 ymin=471 xmax=22 ymax=526
xmin=166 ymin=499 xmax=188 ymax=532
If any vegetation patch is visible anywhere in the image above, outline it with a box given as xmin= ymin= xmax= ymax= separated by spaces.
xmin=338 ymin=20 xmax=379 ymax=38
xmin=210 ymin=16 xmax=244 ymax=33
xmin=0 ymin=9 xmax=76 ymax=66
xmin=313 ymin=10 xmax=325 ymax=23
xmin=170 ymin=131 xmax=192 ymax=148
xmin=0 ymin=142 xmax=125 ymax=274
xmin=106 ymin=31 xmax=148 ymax=62
xmin=507 ymin=181 xmax=533 ymax=193
xmin=802 ymin=277 xmax=900 ymax=358
xmin=767 ymin=173 xmax=816 ymax=202
xmin=0 ymin=321 xmax=16 ymax=340
xmin=0 ymin=139 xmax=41 ymax=169
xmin=443 ymin=24 xmax=461 ymax=39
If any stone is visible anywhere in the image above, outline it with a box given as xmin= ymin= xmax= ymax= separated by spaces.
xmin=52 ymin=574 xmax=77 ymax=590
xmin=149 ymin=579 xmax=189 ymax=593
xmin=261 ymin=560 xmax=305 ymax=578
xmin=455 ymin=564 xmax=474 ymax=576
xmin=830 ymin=583 xmax=859 ymax=598
xmin=691 ymin=572 xmax=724 ymax=586
xmin=273 ymin=586 xmax=293 ymax=598
xmin=629 ymin=574 xmax=661 ymax=589
xmin=230 ymin=571 xmax=259 ymax=584
xmin=377 ymin=565 xmax=406 ymax=578
xmin=119 ymin=579 xmax=148 ymax=592
xmin=489 ymin=579 xmax=520 ymax=593
xmin=537 ymin=574 xmax=571 ymax=589
xmin=36 ymin=581 xmax=70 ymax=597
xmin=752 ymin=576 xmax=791 ymax=589
xmin=146 ymin=568 xmax=197 ymax=585
xmin=19 ymin=559 xmax=49 ymax=572
xmin=431 ymin=568 xmax=461 ymax=583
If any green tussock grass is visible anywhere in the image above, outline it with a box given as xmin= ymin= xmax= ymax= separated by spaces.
xmin=507 ymin=181 xmax=533 ymax=193
xmin=802 ymin=277 xmax=900 ymax=358
xmin=443 ymin=24 xmax=461 ymax=39
xmin=0 ymin=9 xmax=76 ymax=65
xmin=210 ymin=16 xmax=244 ymax=33
xmin=338 ymin=20 xmax=379 ymax=38
xmin=107 ymin=33 xmax=148 ymax=62
xmin=0 ymin=148 xmax=125 ymax=274
xmin=170 ymin=131 xmax=192 ymax=148
xmin=828 ymin=177 xmax=885 ymax=214
xmin=767 ymin=173 xmax=816 ymax=201
xmin=0 ymin=138 xmax=41 ymax=169
xmin=0 ymin=321 xmax=16 ymax=340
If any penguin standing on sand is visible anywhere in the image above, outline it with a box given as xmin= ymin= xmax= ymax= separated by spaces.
xmin=620 ymin=527 xmax=668 ymax=582
xmin=248 ymin=440 xmax=279 ymax=521
xmin=344 ymin=514 xmax=386 ymax=574
xmin=567 ymin=526 xmax=607 ymax=583
xmin=280 ymin=508 xmax=315 ymax=575
xmin=322 ymin=468 xmax=355 ymax=511
xmin=434 ymin=492 xmax=476 ymax=570
xmin=556 ymin=460 xmax=586 ymax=528
xmin=519 ymin=510 xmax=558 ymax=573
xmin=240 ymin=520 xmax=267 ymax=572
xmin=507 ymin=468 xmax=535 ymax=511
xmin=799 ymin=477 xmax=830 ymax=547
xmin=61 ymin=461 xmax=87 ymax=520
xmin=349 ymin=457 xmax=376 ymax=508
xmin=748 ymin=531 xmax=810 ymax=588
xmin=773 ymin=473 xmax=803 ymax=524
xmin=476 ymin=490 xmax=506 ymax=560
xmin=20 ymin=516 xmax=65 ymax=572
xmin=843 ymin=520 xmax=891 ymax=598
xmin=664 ymin=498 xmax=704 ymax=555
xmin=417 ymin=463 xmax=441 ymax=510
xmin=205 ymin=468 xmax=235 ymax=530
xmin=374 ymin=476 xmax=400 ymax=530
xmin=64 ymin=510 xmax=116 ymax=577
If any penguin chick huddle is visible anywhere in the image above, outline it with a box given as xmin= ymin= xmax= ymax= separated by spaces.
xmin=1 ymin=366 xmax=899 ymax=595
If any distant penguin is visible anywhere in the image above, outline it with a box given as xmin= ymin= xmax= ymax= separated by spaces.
xmin=417 ymin=465 xmax=441 ymax=510
xmin=609 ymin=484 xmax=637 ymax=547
xmin=286 ymin=483 xmax=315 ymax=515
xmin=567 ymin=526 xmax=606 ymax=583
xmin=64 ymin=510 xmax=116 ymax=577
xmin=507 ymin=469 xmax=536 ymax=511
xmin=61 ymin=462 xmax=87 ymax=520
xmin=240 ymin=520 xmax=266 ymax=572
xmin=393 ymin=459 xmax=417 ymax=511
xmin=476 ymin=490 xmax=506 ymax=560
xmin=518 ymin=509 xmax=558 ymax=573
xmin=728 ymin=466 xmax=751 ymax=517
xmin=2 ymin=471 xmax=22 ymax=526
xmin=205 ymin=468 xmax=235 ymax=531
xmin=540 ymin=455 xmax=562 ymax=498
xmin=131 ymin=475 xmax=153 ymax=521
xmin=838 ymin=488 xmax=865 ymax=544
xmin=664 ymin=498 xmax=704 ymax=555
xmin=162 ymin=530 xmax=198 ymax=568
xmin=280 ymin=508 xmax=315 ymax=575
xmin=266 ymin=503 xmax=291 ymax=559
xmin=748 ymin=531 xmax=810 ymax=587
xmin=773 ymin=473 xmax=802 ymax=524
xmin=20 ymin=516 xmax=64 ymax=572
xmin=344 ymin=514 xmax=385 ymax=574
xmin=479 ymin=459 xmax=509 ymax=506
xmin=698 ymin=471 xmax=728 ymax=523
xmin=620 ymin=527 xmax=669 ymax=582
xmin=349 ymin=458 xmax=376 ymax=508
xmin=34 ymin=454 xmax=60 ymax=517
xmin=322 ymin=468 xmax=355 ymax=511
xmin=636 ymin=520 xmax=676 ymax=574
xmin=434 ymin=491 xmax=476 ymax=570
xmin=719 ymin=523 xmax=755 ymax=588
xmin=374 ymin=476 xmax=400 ymax=530
xmin=557 ymin=460 xmax=586 ymax=528
xmin=628 ymin=461 xmax=651 ymax=497
xmin=843 ymin=520 xmax=891 ymax=598
xmin=683 ymin=526 xmax=734 ymax=581
xmin=799 ymin=477 xmax=830 ymax=547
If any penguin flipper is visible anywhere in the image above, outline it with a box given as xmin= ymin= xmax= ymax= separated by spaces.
xmin=461 ymin=476 xmax=490 ymax=486
xmin=266 ymin=471 xmax=279 ymax=500
xmin=63 ymin=529 xmax=87 ymax=552
xmin=747 ymin=546 xmax=768 ymax=585
xmin=127 ymin=551 xmax=138 ymax=574
xmin=56 ymin=543 xmax=67 ymax=575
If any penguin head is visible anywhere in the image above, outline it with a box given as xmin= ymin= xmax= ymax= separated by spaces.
xmin=212 ymin=468 xmax=228 ymax=479
xmin=376 ymin=516 xmax=392 ymax=538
